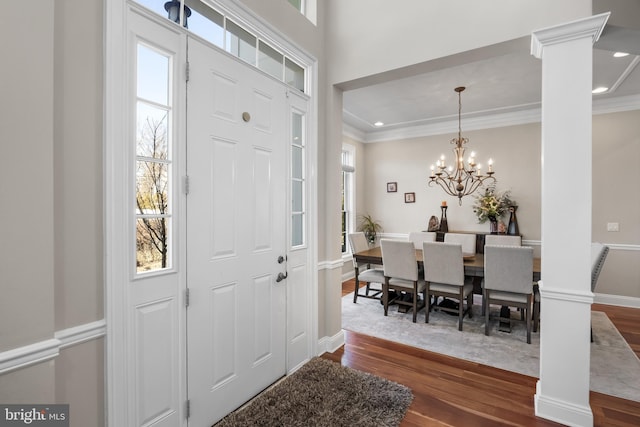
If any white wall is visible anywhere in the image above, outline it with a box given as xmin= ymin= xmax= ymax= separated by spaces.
xmin=326 ymin=0 xmax=591 ymax=86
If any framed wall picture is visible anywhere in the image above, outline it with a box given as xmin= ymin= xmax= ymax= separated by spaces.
xmin=387 ymin=182 xmax=397 ymax=192
xmin=404 ymin=192 xmax=415 ymax=203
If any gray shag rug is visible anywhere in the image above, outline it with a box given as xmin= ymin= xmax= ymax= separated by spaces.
xmin=213 ymin=357 xmax=413 ymax=427
xmin=343 ymin=292 xmax=640 ymax=402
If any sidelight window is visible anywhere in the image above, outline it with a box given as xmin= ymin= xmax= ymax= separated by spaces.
xmin=135 ymin=43 xmax=174 ymax=273
xmin=291 ymin=111 xmax=306 ymax=247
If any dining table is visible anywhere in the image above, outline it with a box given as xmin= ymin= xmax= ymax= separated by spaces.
xmin=353 ymin=246 xmax=542 ymax=332
xmin=353 ymin=246 xmax=541 ymax=281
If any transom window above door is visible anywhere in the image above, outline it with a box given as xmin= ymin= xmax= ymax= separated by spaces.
xmin=132 ymin=0 xmax=306 ymax=92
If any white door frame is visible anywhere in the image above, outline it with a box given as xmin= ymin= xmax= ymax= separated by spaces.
xmin=104 ymin=1 xmax=318 ymax=426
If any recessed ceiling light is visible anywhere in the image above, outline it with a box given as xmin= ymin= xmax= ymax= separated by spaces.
xmin=374 ymin=121 xmax=384 ymax=127
xmin=613 ymin=52 xmax=629 ymax=58
xmin=592 ymin=86 xmax=608 ymax=94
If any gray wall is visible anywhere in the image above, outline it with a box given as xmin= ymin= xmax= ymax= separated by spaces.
xmin=0 ymin=1 xmax=104 ymax=426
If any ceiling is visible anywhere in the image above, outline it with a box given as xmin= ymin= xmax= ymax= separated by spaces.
xmin=342 ymin=25 xmax=640 ymax=142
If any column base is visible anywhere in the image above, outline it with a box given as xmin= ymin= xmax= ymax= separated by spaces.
xmin=535 ymin=380 xmax=593 ymax=427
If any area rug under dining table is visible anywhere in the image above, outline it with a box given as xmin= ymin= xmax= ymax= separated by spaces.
xmin=342 ymin=292 xmax=640 ymax=402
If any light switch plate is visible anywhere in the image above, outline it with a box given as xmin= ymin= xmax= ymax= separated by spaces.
xmin=607 ymin=222 xmax=619 ymax=232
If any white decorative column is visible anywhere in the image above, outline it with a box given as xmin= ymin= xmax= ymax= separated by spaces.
xmin=531 ymin=13 xmax=609 ymax=427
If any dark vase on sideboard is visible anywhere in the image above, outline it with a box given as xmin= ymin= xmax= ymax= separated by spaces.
xmin=507 ymin=206 xmax=519 ymax=235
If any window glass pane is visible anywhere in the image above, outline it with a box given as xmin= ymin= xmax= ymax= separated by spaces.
xmin=292 ymin=180 xmax=303 ymax=212
xmin=285 ymin=58 xmax=305 ymax=92
xmin=287 ymin=0 xmax=302 ymax=12
xmin=133 ymin=0 xmax=167 ymax=18
xmin=292 ymin=146 xmax=302 ymax=180
xmin=137 ymin=44 xmax=169 ymax=105
xmin=134 ymin=0 xmax=191 ymax=27
xmin=137 ymin=218 xmax=171 ymax=272
xmin=341 ymin=146 xmax=355 ymax=253
xmin=136 ymin=160 xmax=169 ymax=215
xmin=258 ymin=41 xmax=283 ymax=80
xmin=292 ymin=111 xmax=302 ymax=142
xmin=341 ymin=211 xmax=347 ymax=253
xmin=292 ymin=112 xmax=303 ymax=179
xmin=137 ymin=102 xmax=169 ymax=158
xmin=226 ymin=19 xmax=256 ymax=66
xmin=185 ymin=0 xmax=224 ymax=47
xmin=292 ymin=213 xmax=303 ymax=246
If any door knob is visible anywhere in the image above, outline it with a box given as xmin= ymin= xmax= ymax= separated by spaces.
xmin=277 ymin=255 xmax=287 ymax=264
xmin=276 ymin=272 xmax=288 ymax=282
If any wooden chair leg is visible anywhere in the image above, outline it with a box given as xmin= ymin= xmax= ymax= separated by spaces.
xmin=526 ymin=298 xmax=532 ymax=344
xmin=425 ymin=288 xmax=431 ymax=324
xmin=353 ymin=276 xmax=359 ymax=303
xmin=484 ymin=290 xmax=490 ymax=336
xmin=458 ymin=288 xmax=464 ymax=331
xmin=412 ymin=287 xmax=418 ymax=323
xmin=383 ymin=279 xmax=389 ymax=316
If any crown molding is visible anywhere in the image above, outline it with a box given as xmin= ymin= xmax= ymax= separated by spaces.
xmin=344 ymin=93 xmax=640 ymax=143
xmin=342 ymin=123 xmax=367 ymax=142
xmin=531 ymin=12 xmax=610 ymax=58
xmin=592 ymin=93 xmax=640 ymax=115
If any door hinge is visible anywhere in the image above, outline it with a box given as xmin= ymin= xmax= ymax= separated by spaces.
xmin=185 ymin=288 xmax=190 ymax=308
xmin=185 ymin=399 xmax=190 ymax=419
xmin=185 ymin=61 xmax=190 ymax=82
xmin=183 ymin=175 xmax=190 ymax=195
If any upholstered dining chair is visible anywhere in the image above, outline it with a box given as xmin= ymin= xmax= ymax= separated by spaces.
xmin=484 ymin=235 xmax=522 ymax=247
xmin=444 ymin=233 xmax=476 ymax=255
xmin=380 ymin=239 xmax=426 ymax=323
xmin=348 ymin=232 xmax=385 ymax=303
xmin=422 ymin=242 xmax=474 ymax=331
xmin=483 ymin=245 xmax=535 ymax=343
xmin=408 ymin=231 xmax=437 ymax=249
xmin=484 ymin=236 xmax=524 ymax=316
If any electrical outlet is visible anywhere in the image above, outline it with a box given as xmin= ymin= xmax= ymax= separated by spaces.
xmin=607 ymin=222 xmax=619 ymax=232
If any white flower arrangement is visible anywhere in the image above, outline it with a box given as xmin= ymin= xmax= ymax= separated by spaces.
xmin=472 ymin=186 xmax=516 ymax=223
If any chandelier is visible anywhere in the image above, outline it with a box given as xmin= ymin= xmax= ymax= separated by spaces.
xmin=428 ymin=86 xmax=495 ymax=205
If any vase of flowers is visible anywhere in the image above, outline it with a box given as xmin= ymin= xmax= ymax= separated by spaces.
xmin=472 ymin=186 xmax=515 ymax=234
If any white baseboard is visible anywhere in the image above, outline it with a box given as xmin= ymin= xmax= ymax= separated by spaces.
xmin=316 ymin=330 xmax=345 ymax=355
xmin=342 ymin=270 xmax=355 ymax=282
xmin=0 ymin=319 xmax=106 ymax=375
xmin=594 ymin=293 xmax=640 ymax=308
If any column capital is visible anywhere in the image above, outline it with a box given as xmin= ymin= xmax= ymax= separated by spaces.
xmin=531 ymin=12 xmax=610 ymax=58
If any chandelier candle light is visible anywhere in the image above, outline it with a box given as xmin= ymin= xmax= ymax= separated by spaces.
xmin=428 ymin=86 xmax=496 ymax=205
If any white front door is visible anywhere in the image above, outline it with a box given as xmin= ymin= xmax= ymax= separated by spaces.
xmin=186 ymin=37 xmax=288 ymax=426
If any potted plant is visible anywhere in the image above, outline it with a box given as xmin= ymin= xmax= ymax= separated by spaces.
xmin=357 ymin=214 xmax=383 ymax=245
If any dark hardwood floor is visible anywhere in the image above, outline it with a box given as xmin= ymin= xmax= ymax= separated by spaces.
xmin=321 ymin=279 xmax=640 ymax=426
